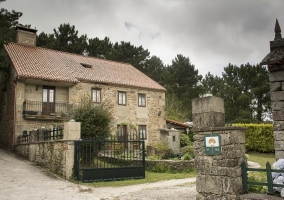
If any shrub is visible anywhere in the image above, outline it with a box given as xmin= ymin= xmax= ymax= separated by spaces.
xmin=71 ymin=95 xmax=113 ymax=139
xmin=180 ymin=133 xmax=192 ymax=147
xmin=233 ymin=123 xmax=274 ymax=153
xmin=182 ymin=153 xmax=192 ymax=160
xmin=180 ymin=145 xmax=194 ymax=158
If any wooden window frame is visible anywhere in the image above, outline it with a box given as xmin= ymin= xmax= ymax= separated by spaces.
xmin=138 ymin=93 xmax=146 ymax=107
xmin=138 ymin=125 xmax=147 ymax=140
xmin=92 ymin=88 xmax=101 ymax=103
xmin=118 ymin=91 xmax=127 ymax=105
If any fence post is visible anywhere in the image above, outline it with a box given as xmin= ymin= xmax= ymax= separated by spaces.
xmin=242 ymin=161 xmax=248 ymax=193
xmin=266 ymin=162 xmax=274 ymax=194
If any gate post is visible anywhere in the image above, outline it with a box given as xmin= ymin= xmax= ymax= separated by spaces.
xmin=260 ymin=19 xmax=284 ymax=160
xmin=192 ymin=96 xmax=246 ymax=199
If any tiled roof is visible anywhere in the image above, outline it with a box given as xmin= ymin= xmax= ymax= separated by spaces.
xmin=166 ymin=119 xmax=191 ymax=128
xmin=4 ymin=42 xmax=166 ymax=91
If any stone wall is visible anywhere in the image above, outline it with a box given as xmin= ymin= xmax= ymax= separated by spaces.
xmin=269 ymin=72 xmax=284 ymax=159
xmin=15 ymin=122 xmax=80 ymax=180
xmin=15 ymin=140 xmax=75 ymax=180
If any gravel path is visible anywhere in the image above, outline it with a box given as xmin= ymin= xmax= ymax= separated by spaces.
xmin=0 ymin=148 xmax=197 ymax=200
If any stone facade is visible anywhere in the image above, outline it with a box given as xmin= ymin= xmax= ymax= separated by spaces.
xmin=261 ymin=19 xmax=284 ymax=160
xmin=192 ymin=96 xmax=246 ymax=200
xmin=0 ymin=77 xmax=166 ymax=149
xmin=0 ymin=68 xmax=16 ymax=150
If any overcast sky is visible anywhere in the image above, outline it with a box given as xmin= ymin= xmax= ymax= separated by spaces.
xmin=3 ymin=0 xmax=284 ymax=76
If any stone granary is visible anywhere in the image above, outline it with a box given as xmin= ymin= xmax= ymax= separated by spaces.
xmin=0 ymin=25 xmax=167 ymax=150
xmin=261 ymin=19 xmax=284 ymax=160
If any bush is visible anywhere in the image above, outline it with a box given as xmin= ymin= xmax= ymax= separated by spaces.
xmin=182 ymin=153 xmax=192 ymax=160
xmin=180 ymin=145 xmax=194 ymax=159
xmin=71 ymin=95 xmax=113 ymax=139
xmin=233 ymin=123 xmax=274 ymax=153
xmin=180 ymin=133 xmax=192 ymax=147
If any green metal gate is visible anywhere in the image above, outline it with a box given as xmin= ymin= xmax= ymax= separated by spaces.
xmin=74 ymin=136 xmax=145 ymax=182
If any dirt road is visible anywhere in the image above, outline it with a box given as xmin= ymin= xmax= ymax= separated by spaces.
xmin=0 ymin=148 xmax=197 ymax=200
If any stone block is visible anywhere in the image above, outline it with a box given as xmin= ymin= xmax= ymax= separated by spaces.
xmin=275 ymin=150 xmax=284 ymax=160
xmin=270 ymin=91 xmax=284 ymax=101
xmin=274 ymin=121 xmax=284 ymax=131
xmin=192 ymin=96 xmax=224 ymax=114
xmin=273 ymin=111 xmax=284 ymax=121
xmin=63 ymin=122 xmax=81 ymax=140
xmin=271 ymin=101 xmax=284 ymax=111
xmin=192 ymin=112 xmax=225 ymax=128
xmin=274 ymin=141 xmax=284 ymax=150
xmin=274 ymin=131 xmax=284 ymax=141
xmin=269 ymin=70 xmax=284 ymax=82
xmin=270 ymin=81 xmax=282 ymax=92
xmin=196 ymin=175 xmax=223 ymax=194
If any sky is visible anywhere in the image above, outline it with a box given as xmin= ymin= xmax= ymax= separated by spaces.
xmin=2 ymin=0 xmax=284 ymax=77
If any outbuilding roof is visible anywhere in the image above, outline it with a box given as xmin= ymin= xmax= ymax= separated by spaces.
xmin=4 ymin=42 xmax=166 ymax=91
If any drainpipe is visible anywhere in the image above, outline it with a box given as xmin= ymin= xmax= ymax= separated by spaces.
xmin=12 ymin=77 xmax=17 ymax=151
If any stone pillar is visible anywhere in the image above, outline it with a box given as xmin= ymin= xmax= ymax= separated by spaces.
xmin=192 ymin=96 xmax=246 ymax=199
xmin=261 ymin=19 xmax=284 ymax=160
xmin=63 ymin=121 xmax=81 ymax=180
xmin=63 ymin=121 xmax=81 ymax=140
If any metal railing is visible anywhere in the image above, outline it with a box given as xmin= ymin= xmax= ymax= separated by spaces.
xmin=23 ymin=100 xmax=72 ymax=116
xmin=17 ymin=126 xmax=64 ymax=144
xmin=242 ymin=161 xmax=284 ymax=194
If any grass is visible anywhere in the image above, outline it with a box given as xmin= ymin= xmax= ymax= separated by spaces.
xmin=247 ymin=152 xmax=276 ymax=168
xmin=77 ymin=171 xmax=196 ymax=188
xmin=246 ymin=152 xmax=276 ymax=194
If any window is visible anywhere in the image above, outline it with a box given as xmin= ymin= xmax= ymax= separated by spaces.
xmin=138 ymin=94 xmax=146 ymax=107
xmin=138 ymin=125 xmax=147 ymax=140
xmin=118 ymin=91 xmax=127 ymax=105
xmin=92 ymin=88 xmax=101 ymax=103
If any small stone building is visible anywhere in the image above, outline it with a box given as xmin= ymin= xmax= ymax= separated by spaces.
xmin=0 ymin=25 xmax=167 ymax=150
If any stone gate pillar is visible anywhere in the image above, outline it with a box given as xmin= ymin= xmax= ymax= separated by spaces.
xmin=261 ymin=19 xmax=284 ymax=160
xmin=192 ymin=96 xmax=246 ymax=199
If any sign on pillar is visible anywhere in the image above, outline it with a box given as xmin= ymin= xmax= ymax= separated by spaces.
xmin=204 ymin=134 xmax=222 ymax=155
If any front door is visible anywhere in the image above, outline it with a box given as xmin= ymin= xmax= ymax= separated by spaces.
xmin=42 ymin=86 xmax=55 ymax=115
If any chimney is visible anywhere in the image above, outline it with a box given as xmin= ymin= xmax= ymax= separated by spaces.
xmin=16 ymin=25 xmax=37 ymax=46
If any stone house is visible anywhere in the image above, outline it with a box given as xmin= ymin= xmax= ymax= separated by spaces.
xmin=0 ymin=25 xmax=167 ymax=150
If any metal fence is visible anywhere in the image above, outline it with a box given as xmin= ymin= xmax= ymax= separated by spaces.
xmin=74 ymin=134 xmax=145 ymax=182
xmin=17 ymin=126 xmax=63 ymax=144
xmin=242 ymin=161 xmax=284 ymax=194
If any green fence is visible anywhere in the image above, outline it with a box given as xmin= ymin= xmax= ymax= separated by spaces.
xmin=242 ymin=161 xmax=284 ymax=194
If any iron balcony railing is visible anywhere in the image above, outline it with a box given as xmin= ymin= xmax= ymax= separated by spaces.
xmin=23 ymin=100 xmax=73 ymax=117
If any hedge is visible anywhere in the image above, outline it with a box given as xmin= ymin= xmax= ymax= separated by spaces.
xmin=233 ymin=123 xmax=274 ymax=153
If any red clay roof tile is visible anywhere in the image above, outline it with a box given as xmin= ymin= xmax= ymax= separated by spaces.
xmin=4 ymin=42 xmax=166 ymax=91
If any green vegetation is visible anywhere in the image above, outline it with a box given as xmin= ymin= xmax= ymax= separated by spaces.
xmin=71 ymin=96 xmax=113 ymax=139
xmin=78 ymin=171 xmax=196 ymax=188
xmin=246 ymin=152 xmax=276 ymax=194
xmin=233 ymin=124 xmax=274 ymax=153
xmin=180 ymin=133 xmax=192 ymax=147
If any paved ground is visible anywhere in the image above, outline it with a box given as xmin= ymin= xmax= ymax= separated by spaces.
xmin=0 ymin=148 xmax=197 ymax=200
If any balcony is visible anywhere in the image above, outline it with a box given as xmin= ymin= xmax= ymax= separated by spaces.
xmin=23 ymin=100 xmax=73 ymax=120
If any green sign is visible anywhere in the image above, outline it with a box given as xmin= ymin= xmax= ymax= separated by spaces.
xmin=204 ymin=134 xmax=222 ymax=155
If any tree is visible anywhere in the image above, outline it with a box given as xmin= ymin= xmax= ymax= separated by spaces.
xmin=201 ymin=72 xmax=224 ymax=97
xmin=0 ymin=2 xmax=22 ymax=72
xmin=165 ymin=54 xmax=203 ymax=119
xmin=86 ymin=36 xmax=112 ymax=59
xmin=53 ymin=23 xmax=87 ymax=54
xmin=36 ymin=32 xmax=56 ymax=49
xmin=106 ymin=41 xmax=150 ymax=72
xmin=143 ymin=55 xmax=166 ymax=85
